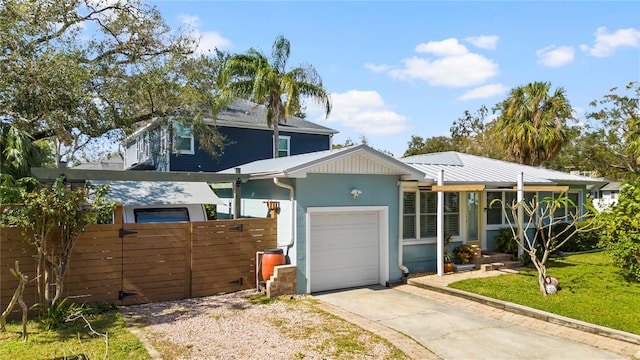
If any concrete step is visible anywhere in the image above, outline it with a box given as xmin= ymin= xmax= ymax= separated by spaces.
xmin=480 ymin=252 xmax=515 ymax=264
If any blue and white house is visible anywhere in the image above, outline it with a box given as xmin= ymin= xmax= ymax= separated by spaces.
xmin=218 ymin=145 xmax=605 ymax=294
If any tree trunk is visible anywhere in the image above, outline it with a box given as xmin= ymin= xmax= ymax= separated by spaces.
xmin=273 ymin=121 xmax=280 ymax=158
xmin=528 ymin=249 xmax=548 ymax=296
xmin=0 ymin=261 xmax=29 ymax=342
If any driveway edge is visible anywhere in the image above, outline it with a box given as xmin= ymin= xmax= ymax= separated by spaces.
xmin=406 ymin=279 xmax=640 ymax=346
xmin=314 ymin=301 xmax=440 ymax=360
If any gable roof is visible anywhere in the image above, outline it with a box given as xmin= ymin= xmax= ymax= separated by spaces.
xmin=401 ymin=151 xmax=606 ymax=187
xmin=126 ymin=99 xmax=337 ymax=141
xmin=214 ymin=99 xmax=338 ymax=135
xmin=220 ymin=144 xmax=428 ymax=181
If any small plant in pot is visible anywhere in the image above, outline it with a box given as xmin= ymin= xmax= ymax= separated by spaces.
xmin=443 ymin=233 xmax=454 ymax=273
xmin=454 ymin=244 xmax=475 ymax=264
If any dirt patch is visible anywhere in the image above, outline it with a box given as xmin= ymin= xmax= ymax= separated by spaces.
xmin=122 ymin=289 xmax=409 ymax=360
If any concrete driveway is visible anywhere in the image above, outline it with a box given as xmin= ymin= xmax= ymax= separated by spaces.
xmin=314 ymin=285 xmax=627 ymax=360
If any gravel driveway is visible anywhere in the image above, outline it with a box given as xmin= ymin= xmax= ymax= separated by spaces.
xmin=121 ymin=289 xmax=410 ymax=360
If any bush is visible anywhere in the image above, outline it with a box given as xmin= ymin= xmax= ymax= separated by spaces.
xmin=546 ymin=222 xmax=601 ymax=253
xmin=494 ymin=228 xmax=518 ymax=256
xmin=597 ymin=178 xmax=640 ymax=282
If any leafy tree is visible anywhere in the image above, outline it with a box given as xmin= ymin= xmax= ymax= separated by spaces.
xmin=449 ymin=105 xmax=503 ymax=159
xmin=494 ymin=193 xmax=598 ymax=296
xmin=0 ymin=177 xmax=114 ymax=308
xmin=597 ymin=177 xmax=640 ymax=282
xmin=0 ymin=0 xmax=224 ymax=165
xmin=218 ymin=35 xmax=331 ymax=158
xmin=403 ymin=135 xmax=456 ymax=157
xmin=583 ymin=82 xmax=640 ymax=180
xmin=495 ymin=82 xmax=572 ymax=166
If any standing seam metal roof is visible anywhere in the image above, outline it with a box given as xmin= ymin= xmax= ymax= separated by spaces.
xmin=401 ymin=151 xmax=605 ymax=186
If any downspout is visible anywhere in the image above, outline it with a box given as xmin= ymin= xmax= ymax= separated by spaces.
xmin=397 ymin=182 xmax=409 ymax=277
xmin=273 ymin=177 xmax=295 ymax=260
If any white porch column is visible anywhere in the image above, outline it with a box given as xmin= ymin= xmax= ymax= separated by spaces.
xmin=437 ymin=170 xmax=444 ymax=276
xmin=517 ymin=172 xmax=524 ymax=257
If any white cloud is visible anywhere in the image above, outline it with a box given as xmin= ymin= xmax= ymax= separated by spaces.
xmin=464 ymin=35 xmax=499 ymax=50
xmin=364 ymin=63 xmax=393 ymax=73
xmin=178 ymin=14 xmax=232 ymax=54
xmin=415 ymin=38 xmax=469 ymax=57
xmin=536 ymin=45 xmax=575 ymax=67
xmin=307 ymin=90 xmax=410 ymax=136
xmin=389 ymin=53 xmax=499 ymax=87
xmin=373 ymin=38 xmax=499 ymax=88
xmin=197 ymin=32 xmax=232 ymax=54
xmin=458 ymin=84 xmax=507 ymax=100
xmin=580 ymin=27 xmax=640 ymax=57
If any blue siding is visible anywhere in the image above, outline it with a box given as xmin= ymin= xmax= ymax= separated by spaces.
xmin=169 ymin=127 xmax=331 ymax=172
xmin=295 ymin=174 xmax=402 ymax=293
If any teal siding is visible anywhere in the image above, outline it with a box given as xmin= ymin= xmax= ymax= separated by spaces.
xmin=295 ymin=174 xmax=402 ymax=293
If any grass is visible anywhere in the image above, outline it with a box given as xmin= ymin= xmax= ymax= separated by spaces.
xmin=0 ymin=311 xmax=150 ymax=359
xmin=448 ymin=250 xmax=640 ymax=335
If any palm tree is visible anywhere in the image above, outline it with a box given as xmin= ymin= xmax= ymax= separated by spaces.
xmin=218 ymin=35 xmax=331 ymax=158
xmin=1 ymin=123 xmax=52 ymax=179
xmin=495 ymin=82 xmax=572 ymax=166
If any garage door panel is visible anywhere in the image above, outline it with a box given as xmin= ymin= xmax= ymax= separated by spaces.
xmin=310 ymin=210 xmax=381 ymax=292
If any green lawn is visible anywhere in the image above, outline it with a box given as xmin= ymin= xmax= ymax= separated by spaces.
xmin=0 ymin=311 xmax=150 ymax=360
xmin=448 ymin=251 xmax=640 ymax=335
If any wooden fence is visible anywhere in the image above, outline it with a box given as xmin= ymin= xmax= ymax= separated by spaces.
xmin=0 ymin=218 xmax=276 ymax=314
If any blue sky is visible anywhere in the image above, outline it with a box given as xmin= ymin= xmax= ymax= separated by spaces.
xmin=151 ymin=1 xmax=640 ymax=157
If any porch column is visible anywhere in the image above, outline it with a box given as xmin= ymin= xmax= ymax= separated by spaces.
xmin=517 ymin=172 xmax=524 ymax=257
xmin=437 ymin=170 xmax=444 ymax=276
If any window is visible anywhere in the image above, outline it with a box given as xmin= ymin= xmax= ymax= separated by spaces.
xmin=173 ymin=123 xmax=194 ymax=154
xmin=553 ymin=192 xmax=580 ymax=221
xmin=487 ymin=191 xmax=536 ymax=225
xmin=136 ymin=135 xmax=149 ymax=161
xmin=402 ymin=192 xmax=416 ymax=239
xmin=277 ymin=136 xmax=290 ymax=157
xmin=134 ymin=207 xmax=190 ymax=223
xmin=402 ymin=191 xmax=460 ymax=240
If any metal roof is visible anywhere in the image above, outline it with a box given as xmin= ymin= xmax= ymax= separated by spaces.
xmin=401 ymin=152 xmax=607 ymax=187
xmin=89 ymin=181 xmax=225 ymax=206
xmin=219 ymin=144 xmax=428 ymax=181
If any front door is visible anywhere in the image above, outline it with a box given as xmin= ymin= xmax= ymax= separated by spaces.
xmin=466 ymin=192 xmax=481 ymax=247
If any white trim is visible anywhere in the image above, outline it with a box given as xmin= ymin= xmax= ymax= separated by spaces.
xmin=276 ymin=135 xmax=291 ymax=158
xmin=306 ymin=206 xmax=389 ymax=293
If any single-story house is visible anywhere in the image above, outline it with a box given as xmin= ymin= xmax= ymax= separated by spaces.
xmin=591 ymin=181 xmax=622 ymax=211
xmin=215 ymin=145 xmax=606 ymax=294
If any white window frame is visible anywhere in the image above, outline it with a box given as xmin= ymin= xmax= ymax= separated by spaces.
xmin=401 ymin=189 xmax=460 ymax=244
xmin=276 ymin=135 xmax=290 ymax=158
xmin=172 ymin=124 xmax=195 ymax=155
xmin=136 ymin=135 xmax=150 ymax=161
xmin=485 ymin=191 xmax=537 ymax=229
xmin=552 ymin=191 xmax=581 ymax=222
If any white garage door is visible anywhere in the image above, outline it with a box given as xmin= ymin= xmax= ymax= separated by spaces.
xmin=309 ymin=210 xmax=380 ymax=292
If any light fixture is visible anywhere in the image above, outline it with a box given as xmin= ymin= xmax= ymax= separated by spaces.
xmin=350 ymin=189 xmax=362 ymax=199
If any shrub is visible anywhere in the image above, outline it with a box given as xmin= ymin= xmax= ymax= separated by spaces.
xmin=453 ymin=244 xmax=475 ymax=264
xmin=545 ymin=222 xmax=601 ymax=253
xmin=597 ymin=178 xmax=640 ymax=282
xmin=494 ymin=228 xmax=518 ymax=256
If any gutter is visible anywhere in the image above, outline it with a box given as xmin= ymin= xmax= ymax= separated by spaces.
xmin=273 ymin=178 xmax=295 ymax=259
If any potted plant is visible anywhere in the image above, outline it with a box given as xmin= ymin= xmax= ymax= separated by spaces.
xmin=443 ymin=233 xmax=454 ymax=273
xmin=454 ymin=244 xmax=476 ymax=265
